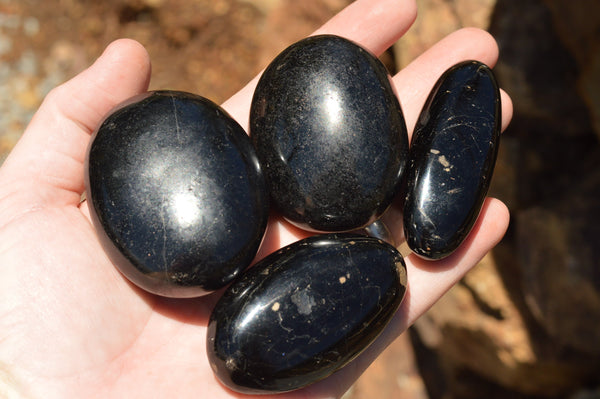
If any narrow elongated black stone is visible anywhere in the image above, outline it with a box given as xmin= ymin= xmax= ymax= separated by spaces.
xmin=206 ymin=234 xmax=407 ymax=393
xmin=250 ymin=34 xmax=408 ymax=232
xmin=403 ymin=61 xmax=501 ymax=259
xmin=85 ymin=91 xmax=268 ymax=297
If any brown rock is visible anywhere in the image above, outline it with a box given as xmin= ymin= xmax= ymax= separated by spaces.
xmin=517 ymin=161 xmax=600 ymax=355
xmin=541 ymin=0 xmax=600 ymax=141
xmin=413 ymin=254 xmax=598 ymax=397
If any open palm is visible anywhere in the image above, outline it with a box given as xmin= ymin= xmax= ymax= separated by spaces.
xmin=0 ymin=0 xmax=512 ymax=397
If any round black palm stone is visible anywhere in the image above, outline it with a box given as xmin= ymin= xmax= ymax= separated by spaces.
xmin=250 ymin=34 xmax=408 ymax=232
xmin=85 ymin=90 xmax=268 ymax=297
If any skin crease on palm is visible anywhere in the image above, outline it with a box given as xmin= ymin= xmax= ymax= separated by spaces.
xmin=0 ymin=0 xmax=513 ymax=398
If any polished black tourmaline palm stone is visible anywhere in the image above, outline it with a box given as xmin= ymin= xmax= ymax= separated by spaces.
xmin=403 ymin=61 xmax=501 ymax=259
xmin=85 ymin=91 xmax=268 ymax=297
xmin=207 ymin=234 xmax=407 ymax=394
xmin=250 ymin=34 xmax=408 ymax=232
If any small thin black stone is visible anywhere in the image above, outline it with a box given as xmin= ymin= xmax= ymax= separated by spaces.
xmin=250 ymin=34 xmax=408 ymax=232
xmin=85 ymin=90 xmax=268 ymax=297
xmin=403 ymin=61 xmax=501 ymax=259
xmin=206 ymin=233 xmax=407 ymax=394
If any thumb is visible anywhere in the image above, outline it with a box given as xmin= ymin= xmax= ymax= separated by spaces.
xmin=0 ymin=39 xmax=151 ymax=219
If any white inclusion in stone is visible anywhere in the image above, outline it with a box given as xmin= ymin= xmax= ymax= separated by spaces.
xmin=438 ymin=155 xmax=451 ymax=168
xmin=339 ymin=272 xmax=351 ymax=284
xmin=291 ymin=289 xmax=316 ymax=315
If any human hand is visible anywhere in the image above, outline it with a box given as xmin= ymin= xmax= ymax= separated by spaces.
xmin=0 ymin=0 xmax=512 ymax=397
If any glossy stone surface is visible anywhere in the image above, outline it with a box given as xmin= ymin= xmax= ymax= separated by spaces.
xmin=85 ymin=91 xmax=268 ymax=297
xmin=207 ymin=233 xmax=407 ymax=394
xmin=250 ymin=34 xmax=408 ymax=232
xmin=403 ymin=61 xmax=501 ymax=259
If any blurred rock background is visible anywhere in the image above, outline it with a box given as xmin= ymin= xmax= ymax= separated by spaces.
xmin=1 ymin=0 xmax=598 ymax=397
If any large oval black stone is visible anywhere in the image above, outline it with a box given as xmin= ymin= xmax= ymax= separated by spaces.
xmin=85 ymin=91 xmax=268 ymax=297
xmin=250 ymin=34 xmax=408 ymax=232
xmin=207 ymin=234 xmax=407 ymax=394
xmin=403 ymin=61 xmax=501 ymax=259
